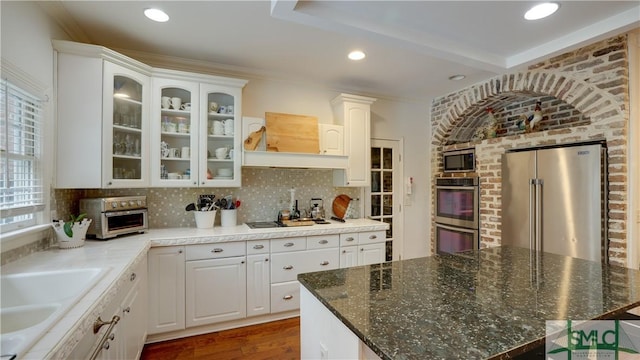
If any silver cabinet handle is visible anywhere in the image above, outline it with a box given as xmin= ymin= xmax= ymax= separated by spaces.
xmin=369 ymin=235 xmax=377 ymax=240
xmin=283 ymin=265 xmax=293 ymax=270
xmin=345 ymin=237 xmax=355 ymax=242
xmin=103 ymin=341 xmax=110 ymax=350
xmin=90 ymin=315 xmax=120 ymax=360
xmin=253 ymin=244 xmax=264 ymax=249
xmin=108 ymin=333 xmax=115 ymax=341
xmin=212 ymin=248 xmax=223 ymax=253
xmin=123 ymin=306 xmax=131 ymax=314
xmin=130 ymin=273 xmax=136 ymax=282
xmin=320 ymin=261 xmax=329 ymax=266
xmin=284 ymin=242 xmax=294 ymax=247
xmin=283 ymin=295 xmax=293 ymax=300
xmin=319 ymin=239 xmax=328 ymax=244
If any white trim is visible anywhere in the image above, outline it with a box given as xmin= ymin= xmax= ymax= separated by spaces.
xmin=1 ymin=224 xmax=52 ymax=252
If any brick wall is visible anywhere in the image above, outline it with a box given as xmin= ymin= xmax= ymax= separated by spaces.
xmin=430 ymin=35 xmax=630 ymax=266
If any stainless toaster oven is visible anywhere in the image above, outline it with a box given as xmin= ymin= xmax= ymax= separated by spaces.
xmin=79 ymin=196 xmax=148 ymax=239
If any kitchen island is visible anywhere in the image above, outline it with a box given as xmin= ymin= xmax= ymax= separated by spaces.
xmin=298 ymin=246 xmax=640 ymax=359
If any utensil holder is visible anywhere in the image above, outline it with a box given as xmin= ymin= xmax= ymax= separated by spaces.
xmin=221 ymin=209 xmax=237 ymax=227
xmin=194 ymin=210 xmax=216 ymax=229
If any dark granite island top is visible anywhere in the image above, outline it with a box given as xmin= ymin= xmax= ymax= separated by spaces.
xmin=298 ymin=246 xmax=640 ymax=359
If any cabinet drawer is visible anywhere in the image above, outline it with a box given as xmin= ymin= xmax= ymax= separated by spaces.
xmin=271 ymin=248 xmax=339 ymax=283
xmin=339 ymin=233 xmax=358 ymax=246
xmin=270 ymin=237 xmax=306 ymax=253
xmin=271 ymin=281 xmax=300 ymax=313
xmin=358 ymin=231 xmax=385 ymax=245
xmin=306 ymin=234 xmax=339 ymax=249
xmin=186 ymin=242 xmax=245 ymax=261
xmin=247 ymin=240 xmax=270 ymax=255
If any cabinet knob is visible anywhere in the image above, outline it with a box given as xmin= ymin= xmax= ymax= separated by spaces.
xmin=241 ymin=260 xmax=245 ymax=264
xmin=108 ymin=333 xmax=115 ymax=341
xmin=320 ymin=261 xmax=329 ymax=266
xmin=212 ymin=248 xmax=224 ymax=253
xmin=253 ymin=244 xmax=264 ymax=249
xmin=123 ymin=306 xmax=131 ymax=314
xmin=202 ymin=181 xmax=205 ymax=185
xmin=178 ymin=250 xmax=183 ymax=254
xmin=107 ymin=181 xmax=112 ymax=186
xmin=265 ymin=258 xmax=269 ymax=262
xmin=130 ymin=273 xmax=136 ymax=281
xmin=342 ymin=250 xmax=346 ymax=253
xmin=319 ymin=239 xmax=328 ymax=244
xmin=360 ymin=248 xmax=364 ymax=252
xmin=284 ymin=242 xmax=294 ymax=247
xmin=283 ymin=265 xmax=293 ymax=270
xmin=103 ymin=341 xmax=111 ymax=351
xmin=193 ymin=181 xmax=197 ymax=185
xmin=369 ymin=235 xmax=377 ymax=240
xmin=283 ymin=295 xmax=293 ymax=300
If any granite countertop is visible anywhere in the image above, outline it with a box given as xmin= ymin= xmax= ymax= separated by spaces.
xmin=298 ymin=246 xmax=640 ymax=360
xmin=2 ymin=218 xmax=386 ymax=359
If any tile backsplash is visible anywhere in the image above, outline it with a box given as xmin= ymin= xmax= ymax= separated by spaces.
xmin=54 ymin=168 xmax=361 ymax=228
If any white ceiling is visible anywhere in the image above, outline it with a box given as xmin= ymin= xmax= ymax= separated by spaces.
xmin=41 ymin=0 xmax=640 ymax=101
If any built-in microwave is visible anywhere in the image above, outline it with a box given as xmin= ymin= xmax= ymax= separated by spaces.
xmin=443 ymin=148 xmax=475 ymax=173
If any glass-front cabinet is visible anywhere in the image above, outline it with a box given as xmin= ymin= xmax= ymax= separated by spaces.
xmin=104 ymin=62 xmax=150 ymax=187
xmin=151 ymin=70 xmax=246 ymax=187
xmin=150 ymin=78 xmax=199 ymax=186
xmin=199 ymin=84 xmax=242 ymax=187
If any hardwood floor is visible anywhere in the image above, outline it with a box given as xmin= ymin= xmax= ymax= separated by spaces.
xmin=141 ymin=317 xmax=301 ymax=360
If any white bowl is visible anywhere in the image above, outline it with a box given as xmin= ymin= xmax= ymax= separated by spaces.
xmin=217 ymin=168 xmax=233 ymax=177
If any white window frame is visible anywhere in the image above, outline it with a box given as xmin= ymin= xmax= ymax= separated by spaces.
xmin=1 ymin=60 xmax=49 ymax=237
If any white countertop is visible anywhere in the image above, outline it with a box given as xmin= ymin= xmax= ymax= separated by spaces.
xmin=2 ymin=218 xmax=387 ymax=359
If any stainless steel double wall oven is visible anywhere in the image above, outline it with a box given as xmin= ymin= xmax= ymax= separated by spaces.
xmin=434 ymin=177 xmax=479 ymax=255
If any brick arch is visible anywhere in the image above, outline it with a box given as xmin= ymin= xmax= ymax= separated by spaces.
xmin=432 ymin=69 xmax=625 ymax=147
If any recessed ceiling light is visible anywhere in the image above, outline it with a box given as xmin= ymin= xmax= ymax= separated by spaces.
xmin=348 ymin=50 xmax=366 ymax=61
xmin=449 ymin=75 xmax=466 ymax=81
xmin=144 ymin=8 xmax=169 ymax=22
xmin=524 ymin=2 xmax=559 ymax=20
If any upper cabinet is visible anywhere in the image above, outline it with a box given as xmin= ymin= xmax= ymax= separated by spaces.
xmin=54 ymin=40 xmax=246 ymax=189
xmin=331 ymin=94 xmax=376 ymax=187
xmin=150 ymin=70 xmax=246 ymax=187
xmin=55 ymin=40 xmax=152 ymax=188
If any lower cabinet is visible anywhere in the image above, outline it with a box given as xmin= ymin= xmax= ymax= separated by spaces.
xmin=69 ymin=258 xmax=148 ymax=360
xmin=271 ymin=281 xmax=301 ymax=313
xmin=339 ymin=231 xmax=386 ymax=267
xmin=147 ymin=246 xmax=185 ymax=335
xmin=185 ymin=256 xmax=247 ymax=327
xmin=247 ymin=254 xmax=271 ymax=317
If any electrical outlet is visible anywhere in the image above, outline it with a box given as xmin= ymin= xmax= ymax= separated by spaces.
xmin=320 ymin=343 xmax=328 ymax=360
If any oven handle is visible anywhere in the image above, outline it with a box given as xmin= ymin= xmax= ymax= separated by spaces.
xmin=104 ymin=209 xmax=147 ymax=217
xmin=435 ymin=222 xmax=477 ymax=234
xmin=435 ymin=185 xmax=478 ymax=191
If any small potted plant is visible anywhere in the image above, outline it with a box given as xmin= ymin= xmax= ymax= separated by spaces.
xmin=53 ymin=213 xmax=92 ymax=249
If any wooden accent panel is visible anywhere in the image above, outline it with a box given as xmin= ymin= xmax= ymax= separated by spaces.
xmin=265 ymin=112 xmax=319 ymax=153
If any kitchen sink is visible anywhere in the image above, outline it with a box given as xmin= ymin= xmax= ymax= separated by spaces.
xmin=0 ymin=267 xmax=109 ymax=357
xmin=245 ymin=221 xmax=282 ymax=229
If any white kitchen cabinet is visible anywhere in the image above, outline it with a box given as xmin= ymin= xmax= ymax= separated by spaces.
xmin=68 ymin=258 xmax=148 ymax=360
xmin=150 ymin=69 xmax=247 ymax=187
xmin=339 ymin=231 xmax=386 ymax=267
xmin=148 ymin=246 xmax=185 ymax=335
xmin=247 ymin=254 xmax=271 ymax=317
xmin=185 ymin=256 xmax=247 ymax=327
xmin=119 ymin=258 xmax=148 ymax=360
xmin=151 ymin=77 xmax=199 ymax=186
xmin=331 ymin=93 xmax=376 ymax=187
xmin=54 ymin=40 xmax=152 ymax=188
xmin=319 ymin=123 xmax=344 ymax=155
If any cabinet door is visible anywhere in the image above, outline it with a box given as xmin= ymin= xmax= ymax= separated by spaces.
xmin=340 ymin=246 xmax=358 ymax=268
xmin=358 ymin=243 xmax=385 ymax=266
xmin=151 ymin=78 xmax=199 ymax=187
xmin=246 ymin=254 xmax=271 ymax=317
xmin=185 ymin=256 xmax=246 ymax=327
xmin=120 ymin=258 xmax=147 ymax=360
xmin=103 ymin=61 xmax=150 ymax=188
xmin=147 ymin=246 xmax=185 ymax=335
xmin=199 ymin=83 xmax=242 ymax=187
xmin=319 ymin=123 xmax=344 ymax=155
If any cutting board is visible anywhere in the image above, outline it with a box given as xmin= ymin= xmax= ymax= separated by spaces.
xmin=281 ymin=220 xmax=315 ymax=227
xmin=265 ymin=112 xmax=319 ymax=153
xmin=332 ymin=194 xmax=352 ymax=220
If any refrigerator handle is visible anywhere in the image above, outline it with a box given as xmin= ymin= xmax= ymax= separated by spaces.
xmin=529 ymin=178 xmax=536 ymax=252
xmin=535 ymin=179 xmax=543 ymax=253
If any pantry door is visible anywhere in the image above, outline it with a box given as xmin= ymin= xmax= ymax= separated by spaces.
xmin=367 ymin=139 xmax=403 ymax=261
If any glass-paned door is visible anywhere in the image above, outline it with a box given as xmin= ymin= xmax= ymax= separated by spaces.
xmin=368 ymin=139 xmax=403 ymax=261
xmin=104 ymin=61 xmax=150 ymax=187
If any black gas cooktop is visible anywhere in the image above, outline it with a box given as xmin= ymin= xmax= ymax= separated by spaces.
xmin=245 ymin=219 xmax=331 ymax=229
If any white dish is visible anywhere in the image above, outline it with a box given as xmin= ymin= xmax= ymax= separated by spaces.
xmin=215 ymin=176 xmax=233 ymax=179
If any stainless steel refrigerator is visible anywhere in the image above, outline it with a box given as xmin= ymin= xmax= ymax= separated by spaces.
xmin=501 ymin=143 xmax=607 ymax=262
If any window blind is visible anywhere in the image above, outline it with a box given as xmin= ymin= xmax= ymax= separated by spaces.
xmin=0 ymin=78 xmax=44 ymax=231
